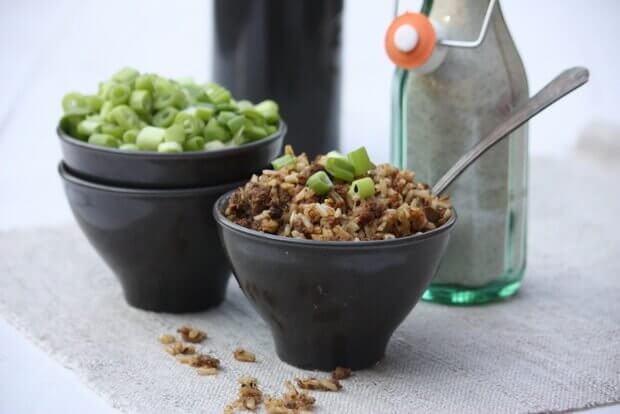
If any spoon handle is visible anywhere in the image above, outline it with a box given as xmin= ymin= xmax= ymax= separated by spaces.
xmin=432 ymin=66 xmax=589 ymax=196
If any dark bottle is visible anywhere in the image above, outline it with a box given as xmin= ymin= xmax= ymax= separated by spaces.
xmin=212 ymin=0 xmax=343 ymax=157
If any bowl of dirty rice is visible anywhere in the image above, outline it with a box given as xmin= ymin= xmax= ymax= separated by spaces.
xmin=214 ymin=146 xmax=456 ymax=370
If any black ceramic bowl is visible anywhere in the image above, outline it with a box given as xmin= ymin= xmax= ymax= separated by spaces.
xmin=57 ymin=122 xmax=286 ymax=189
xmin=59 ymin=162 xmax=242 ymax=313
xmin=214 ymin=192 xmax=457 ymax=370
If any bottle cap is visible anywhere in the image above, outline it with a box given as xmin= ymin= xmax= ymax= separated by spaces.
xmin=385 ymin=13 xmax=437 ymax=69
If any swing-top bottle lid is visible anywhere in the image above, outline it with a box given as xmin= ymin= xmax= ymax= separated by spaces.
xmin=385 ymin=12 xmax=437 ymax=69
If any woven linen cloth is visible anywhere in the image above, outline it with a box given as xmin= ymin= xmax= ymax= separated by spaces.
xmin=0 ymin=157 xmax=619 ymax=414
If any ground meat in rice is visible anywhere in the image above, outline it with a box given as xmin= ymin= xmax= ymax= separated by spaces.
xmin=224 ymin=146 xmax=452 ymax=241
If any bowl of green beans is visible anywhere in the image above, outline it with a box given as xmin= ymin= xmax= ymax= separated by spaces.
xmin=58 ymin=67 xmax=285 ymax=188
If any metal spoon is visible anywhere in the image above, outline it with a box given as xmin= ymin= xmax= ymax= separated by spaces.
xmin=432 ymin=67 xmax=589 ymax=195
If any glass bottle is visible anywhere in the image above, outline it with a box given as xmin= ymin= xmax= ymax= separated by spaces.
xmin=388 ymin=0 xmax=529 ymax=304
xmin=212 ymin=0 xmax=344 ymax=157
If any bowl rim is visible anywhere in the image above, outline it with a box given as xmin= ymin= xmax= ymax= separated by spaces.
xmin=56 ymin=121 xmax=287 ymax=159
xmin=58 ymin=162 xmax=246 ymax=196
xmin=213 ymin=189 xmax=458 ymax=248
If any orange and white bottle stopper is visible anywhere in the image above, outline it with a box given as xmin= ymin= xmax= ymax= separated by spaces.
xmin=385 ymin=13 xmax=440 ymax=70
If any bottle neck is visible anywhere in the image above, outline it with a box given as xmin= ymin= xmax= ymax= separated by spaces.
xmin=426 ymin=0 xmax=503 ymax=40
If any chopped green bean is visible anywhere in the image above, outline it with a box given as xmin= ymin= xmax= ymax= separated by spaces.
xmin=271 ymin=154 xmax=296 ymax=170
xmin=157 ymin=141 xmax=183 ymax=153
xmin=119 ymin=143 xmax=139 ymax=151
xmin=306 ymin=171 xmax=333 ymax=195
xmin=347 ymin=147 xmax=374 ymax=176
xmin=152 ymin=107 xmax=179 ymax=127
xmin=215 ymin=102 xmax=238 ymax=112
xmin=122 ymin=129 xmax=139 ymax=144
xmin=88 ymin=133 xmax=120 ymax=148
xmin=136 ymin=126 xmax=165 ymax=151
xmin=164 ymin=124 xmax=186 ymax=144
xmin=184 ymin=136 xmax=205 ymax=151
xmin=325 ymin=156 xmax=355 ymax=182
xmin=349 ymin=177 xmax=375 ymax=199
xmin=204 ymin=140 xmax=227 ymax=151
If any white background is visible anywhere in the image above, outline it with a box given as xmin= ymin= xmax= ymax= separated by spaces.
xmin=0 ymin=0 xmax=618 ymax=412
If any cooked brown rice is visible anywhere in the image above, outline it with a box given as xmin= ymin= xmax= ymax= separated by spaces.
xmin=225 ymin=146 xmax=452 ymax=241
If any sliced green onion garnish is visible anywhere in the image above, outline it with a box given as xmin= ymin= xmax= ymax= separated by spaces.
xmin=271 ymin=154 xmax=296 ymax=170
xmin=83 ymin=95 xmax=103 ymax=112
xmin=129 ymin=90 xmax=152 ymax=114
xmin=184 ymin=136 xmax=206 ymax=151
xmin=326 ymin=150 xmax=346 ymax=160
xmin=134 ymin=74 xmax=155 ymax=91
xmin=88 ymin=133 xmax=120 ymax=148
xmin=186 ymin=105 xmax=215 ymax=122
xmin=111 ymin=66 xmax=139 ymax=84
xmin=216 ymin=111 xmax=236 ymax=125
xmin=107 ymin=83 xmax=131 ymax=105
xmin=349 ymin=177 xmax=375 ymax=199
xmin=204 ymin=118 xmax=231 ymax=142
xmin=152 ymin=107 xmax=179 ymax=127
xmin=60 ymin=114 xmax=86 ymax=137
xmin=136 ymin=126 xmax=165 ymax=151
xmin=164 ymin=124 xmax=186 ymax=144
xmin=205 ymin=84 xmax=231 ymax=104
xmin=174 ymin=112 xmax=204 ymax=136
xmin=325 ymin=156 xmax=355 ymax=182
xmin=306 ymin=171 xmax=333 ymax=195
xmin=62 ymin=93 xmax=91 ymax=115
xmin=100 ymin=122 xmax=124 ymax=139
xmin=244 ymin=125 xmax=267 ymax=141
xmin=119 ymin=143 xmax=139 ymax=151
xmin=226 ymin=115 xmax=247 ymax=135
xmin=254 ymin=100 xmax=280 ymax=124
xmin=157 ymin=141 xmax=183 ymax=153
xmin=347 ymin=146 xmax=374 ymax=176
xmin=109 ymin=105 xmax=141 ymax=129
xmin=76 ymin=119 xmax=102 ymax=138
xmin=122 ymin=129 xmax=139 ymax=144
xmin=204 ymin=140 xmax=227 ymax=151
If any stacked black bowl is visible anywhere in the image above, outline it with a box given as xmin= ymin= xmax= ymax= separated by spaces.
xmin=57 ymin=124 xmax=285 ymax=312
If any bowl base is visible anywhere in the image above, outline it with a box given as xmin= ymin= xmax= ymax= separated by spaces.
xmin=123 ymin=284 xmax=228 ymax=313
xmin=273 ymin=332 xmax=388 ymax=371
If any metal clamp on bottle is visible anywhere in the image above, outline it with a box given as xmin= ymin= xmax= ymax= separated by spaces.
xmin=385 ymin=0 xmax=497 ymax=71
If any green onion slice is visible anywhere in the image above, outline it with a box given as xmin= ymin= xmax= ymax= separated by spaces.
xmin=325 ymin=156 xmax=355 ymax=182
xmin=271 ymin=154 xmax=296 ymax=170
xmin=347 ymin=146 xmax=374 ymax=176
xmin=306 ymin=171 xmax=333 ymax=195
xmin=349 ymin=177 xmax=375 ymax=199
